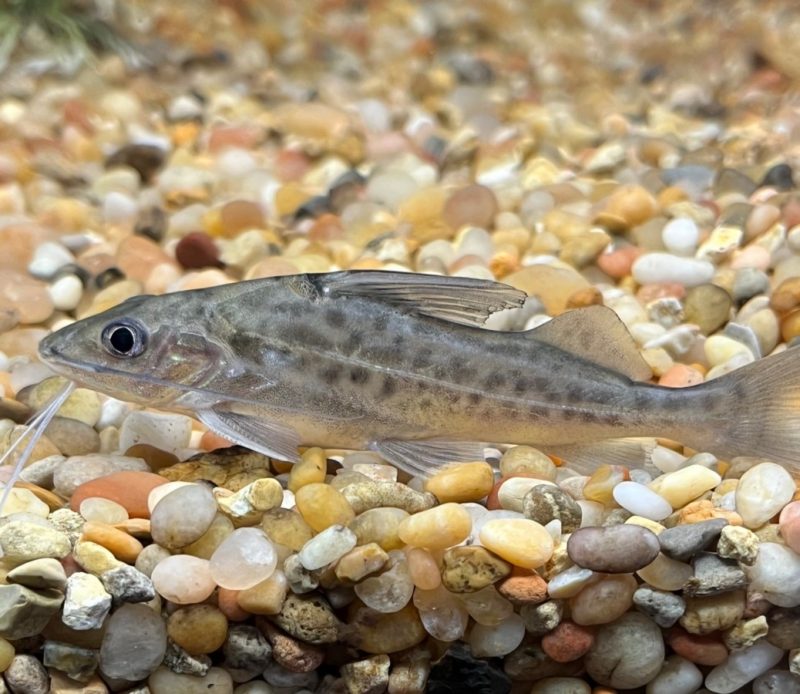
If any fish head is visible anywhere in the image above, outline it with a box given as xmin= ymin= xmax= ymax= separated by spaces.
xmin=38 ymin=292 xmax=230 ymax=406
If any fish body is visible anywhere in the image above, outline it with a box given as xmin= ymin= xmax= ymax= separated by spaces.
xmin=38 ymin=271 xmax=800 ymax=474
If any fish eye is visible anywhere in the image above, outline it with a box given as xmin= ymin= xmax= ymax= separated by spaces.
xmin=101 ymin=320 xmax=148 ymax=358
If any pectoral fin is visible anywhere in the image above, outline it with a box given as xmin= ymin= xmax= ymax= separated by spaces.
xmin=370 ymin=438 xmax=487 ymax=478
xmin=198 ymin=407 xmax=301 ymax=463
xmin=529 ymin=305 xmax=653 ymax=381
xmin=313 ymin=271 xmax=526 ymax=327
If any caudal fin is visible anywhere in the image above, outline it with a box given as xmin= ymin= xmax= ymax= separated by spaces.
xmin=693 ymin=347 xmax=800 ymax=474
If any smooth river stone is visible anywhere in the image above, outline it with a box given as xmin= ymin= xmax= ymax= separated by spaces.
xmin=567 ymin=524 xmax=660 ymax=573
xmin=705 ymin=639 xmax=784 ymax=694
xmin=735 ymin=462 xmax=795 ymax=529
xmin=584 ymin=612 xmax=665 ymax=688
xmin=612 ymin=481 xmax=672 ymax=521
xmin=70 ymin=470 xmax=169 ymax=518
xmin=209 ymin=528 xmax=277 ymax=590
xmin=746 ymin=542 xmax=800 ymax=607
xmin=658 ymin=518 xmax=729 ymax=562
xmin=150 ymin=483 xmax=217 ymax=549
xmin=397 ymin=503 xmax=472 ymax=551
xmin=100 ymin=603 xmax=167 ymax=681
xmin=570 ymin=574 xmax=637 ymax=626
xmin=648 ymin=465 xmax=721 ymax=509
xmin=151 ymin=555 xmax=216 ymax=604
xmin=479 ymin=518 xmax=554 ymax=569
xmin=646 ymin=654 xmax=703 ymax=694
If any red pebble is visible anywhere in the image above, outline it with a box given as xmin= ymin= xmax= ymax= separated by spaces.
xmin=541 ymin=620 xmax=594 ymax=662
xmin=70 ymin=471 xmax=168 ymax=519
xmin=667 ymin=627 xmax=729 ymax=666
xmin=175 ymin=232 xmax=224 ymax=269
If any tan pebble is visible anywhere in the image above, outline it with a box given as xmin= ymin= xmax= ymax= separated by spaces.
xmin=287 ymin=447 xmax=327 ymax=492
xmin=72 ymin=540 xmax=122 ymax=575
xmin=424 ymin=462 xmax=494 ymax=504
xmin=217 ymin=587 xmax=250 ymax=622
xmin=167 ymin=604 xmax=228 ymax=655
xmin=398 ymin=503 xmax=472 ymax=551
xmin=680 ymin=591 xmax=746 ymax=634
xmin=261 ymin=507 xmax=314 ymax=552
xmin=440 ymin=545 xmax=511 ymax=593
xmin=570 ymin=574 xmax=637 ymax=625
xmin=625 ymin=516 xmax=666 ymax=535
xmin=479 ymin=518 xmax=554 ymax=569
xmin=583 ymin=465 xmax=628 ymax=506
xmin=649 ymin=465 xmax=721 ymax=509
xmin=0 ymin=637 xmax=14 ymax=672
xmin=214 ymin=477 xmax=283 ymax=526
xmin=80 ymin=521 xmax=143 ymax=563
xmin=677 ymin=500 xmax=743 ymax=526
xmin=723 ymin=615 xmax=768 ymax=650
xmin=499 ymin=446 xmax=556 ymax=480
xmin=335 ymin=543 xmax=389 ymax=583
xmin=602 ymin=185 xmax=658 ymax=229
xmin=405 ymin=547 xmax=441 ymax=590
xmin=180 ymin=514 xmax=234 ymax=559
xmin=349 ymin=507 xmax=409 ymax=551
xmin=236 ymin=571 xmax=288 ymax=615
xmin=295 ymin=483 xmax=355 ymax=532
xmin=345 ymin=602 xmax=426 ymax=654
xmin=636 ymin=552 xmax=693 ymax=591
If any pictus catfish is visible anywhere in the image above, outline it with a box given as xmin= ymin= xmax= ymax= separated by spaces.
xmin=37 ymin=270 xmax=800 ymax=476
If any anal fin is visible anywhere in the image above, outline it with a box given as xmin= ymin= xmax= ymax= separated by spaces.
xmin=546 ymin=437 xmax=658 ymax=475
xmin=370 ymin=438 xmax=487 ymax=478
xmin=198 ymin=407 xmax=301 ymax=463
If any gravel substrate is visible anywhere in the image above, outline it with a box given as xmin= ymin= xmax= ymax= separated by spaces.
xmin=1 ymin=1 xmax=800 ymax=693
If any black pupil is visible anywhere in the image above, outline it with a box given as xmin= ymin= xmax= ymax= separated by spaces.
xmin=109 ymin=327 xmax=135 ymax=354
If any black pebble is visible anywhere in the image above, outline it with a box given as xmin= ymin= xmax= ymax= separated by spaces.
xmin=427 ymin=644 xmax=511 ymax=694
xmin=760 ymin=163 xmax=795 ymax=191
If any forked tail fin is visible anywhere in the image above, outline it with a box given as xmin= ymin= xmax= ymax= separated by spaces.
xmin=689 ymin=347 xmax=800 ymax=474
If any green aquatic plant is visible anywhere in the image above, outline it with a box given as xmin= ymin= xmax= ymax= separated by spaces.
xmin=0 ymin=0 xmax=145 ymax=73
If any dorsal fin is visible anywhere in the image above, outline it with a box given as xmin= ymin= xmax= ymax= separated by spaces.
xmin=311 ymin=271 xmax=526 ymax=327
xmin=530 ymin=305 xmax=653 ymax=381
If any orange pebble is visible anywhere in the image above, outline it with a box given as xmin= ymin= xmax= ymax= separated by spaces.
xmin=658 ymin=364 xmax=705 ymax=388
xmin=81 ymin=521 xmax=143 ymax=563
xmin=200 ymin=430 xmax=235 ymax=452
xmin=217 ymin=587 xmax=251 ymax=622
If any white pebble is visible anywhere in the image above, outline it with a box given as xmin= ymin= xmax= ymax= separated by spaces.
xmin=468 ymin=613 xmax=526 ymax=657
xmin=704 ymin=335 xmax=754 ymax=368
xmin=103 ymin=191 xmax=139 ymax=222
xmin=547 ymin=565 xmax=595 ymax=599
xmin=48 ymin=274 xmax=83 ymax=312
xmin=613 ymin=481 xmax=673 ymax=521
xmin=646 ymin=654 xmax=702 ymax=694
xmin=632 ymin=252 xmax=715 ymax=287
xmin=746 ymin=543 xmax=800 ymax=607
xmin=216 ymin=148 xmax=258 ymax=178
xmin=119 ymin=411 xmax=193 ymax=454
xmin=298 ymin=525 xmax=357 ymax=571
xmin=578 ymin=500 xmax=605 ymax=527
xmin=704 ymin=639 xmax=784 ymax=693
xmin=28 ymin=241 xmax=75 ymax=279
xmin=209 ymin=528 xmax=277 ymax=590
xmin=735 ymin=462 xmax=795 ymax=529
xmin=662 ymin=218 xmax=700 ymax=256
xmin=167 ymin=94 xmax=204 ymax=121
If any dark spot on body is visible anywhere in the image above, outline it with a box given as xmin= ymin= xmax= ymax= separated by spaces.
xmin=513 ymin=378 xmax=528 ymax=395
xmin=412 ymin=348 xmax=434 ymax=370
xmin=350 ymin=367 xmax=370 ymax=384
xmin=342 ymin=332 xmax=362 ymax=354
xmin=324 ymin=307 xmax=346 ymax=328
xmin=373 ymin=313 xmax=390 ymax=331
xmin=468 ymin=392 xmax=483 ymax=405
xmin=531 ymin=376 xmax=550 ymax=392
xmin=285 ymin=324 xmax=329 ymax=349
xmin=484 ymin=372 xmax=505 ymax=389
xmin=320 ymin=366 xmax=340 ymax=384
xmin=565 ymin=384 xmax=584 ymax=402
xmin=380 ymin=379 xmax=397 ymax=398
